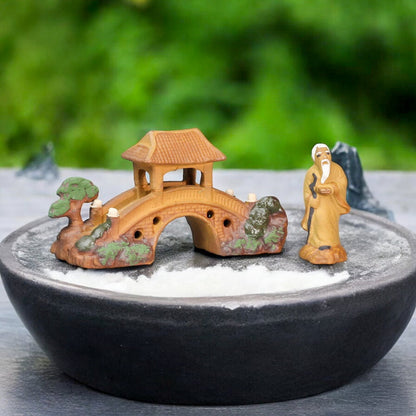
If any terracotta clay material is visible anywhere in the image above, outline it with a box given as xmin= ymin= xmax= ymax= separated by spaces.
xmin=300 ymin=144 xmax=350 ymax=265
xmin=49 ymin=129 xmax=287 ymax=268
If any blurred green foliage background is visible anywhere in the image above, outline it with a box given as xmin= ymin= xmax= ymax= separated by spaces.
xmin=1 ymin=0 xmax=416 ymax=170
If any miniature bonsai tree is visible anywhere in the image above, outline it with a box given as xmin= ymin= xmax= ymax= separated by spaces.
xmin=48 ymin=177 xmax=99 ymax=231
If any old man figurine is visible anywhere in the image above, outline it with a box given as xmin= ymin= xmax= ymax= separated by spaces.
xmin=300 ymin=143 xmax=350 ymax=264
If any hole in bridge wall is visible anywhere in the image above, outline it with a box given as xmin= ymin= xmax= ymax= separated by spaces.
xmin=207 ymin=210 xmax=214 ymax=218
xmin=134 ymin=230 xmax=143 ymax=239
xmin=223 ymin=219 xmax=231 ymax=227
xmin=153 ymin=217 xmax=161 ymax=225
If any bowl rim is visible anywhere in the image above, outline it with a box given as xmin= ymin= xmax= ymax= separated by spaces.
xmin=1 ymin=208 xmax=416 ymax=309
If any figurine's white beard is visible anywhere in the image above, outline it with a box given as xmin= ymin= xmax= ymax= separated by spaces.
xmin=320 ymin=160 xmax=330 ymax=184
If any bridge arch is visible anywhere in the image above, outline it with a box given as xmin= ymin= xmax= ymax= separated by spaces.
xmin=50 ymin=128 xmax=287 ymax=269
xmin=120 ymin=194 xmax=250 ymax=260
xmin=151 ymin=212 xmax=222 ymax=257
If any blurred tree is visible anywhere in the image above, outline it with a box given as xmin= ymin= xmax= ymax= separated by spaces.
xmin=0 ymin=0 xmax=416 ymax=170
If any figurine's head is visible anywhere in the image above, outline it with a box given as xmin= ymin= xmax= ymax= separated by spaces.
xmin=312 ymin=143 xmax=331 ymax=183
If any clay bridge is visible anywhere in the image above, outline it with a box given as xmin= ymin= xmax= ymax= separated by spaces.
xmin=86 ymin=129 xmax=253 ymax=266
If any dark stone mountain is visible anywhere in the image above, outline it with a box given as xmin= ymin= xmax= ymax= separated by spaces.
xmin=331 ymin=142 xmax=393 ymax=220
xmin=17 ymin=142 xmax=59 ymax=181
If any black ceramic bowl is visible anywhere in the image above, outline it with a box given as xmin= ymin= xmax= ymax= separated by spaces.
xmin=1 ymin=208 xmax=416 ymax=405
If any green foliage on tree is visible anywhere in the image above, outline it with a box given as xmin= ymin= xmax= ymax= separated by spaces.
xmin=56 ymin=177 xmax=99 ymax=201
xmin=48 ymin=177 xmax=98 ymax=219
xmin=2 ymin=0 xmax=416 ymax=170
xmin=48 ymin=198 xmax=71 ymax=218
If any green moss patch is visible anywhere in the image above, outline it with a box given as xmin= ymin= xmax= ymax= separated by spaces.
xmin=97 ymin=241 xmax=151 ymax=266
xmin=76 ymin=218 xmax=112 ymax=252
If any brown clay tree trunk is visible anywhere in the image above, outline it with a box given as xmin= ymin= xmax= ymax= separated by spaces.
xmin=66 ymin=199 xmax=85 ymax=230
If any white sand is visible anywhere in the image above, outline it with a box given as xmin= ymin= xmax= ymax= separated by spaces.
xmin=45 ymin=265 xmax=349 ymax=298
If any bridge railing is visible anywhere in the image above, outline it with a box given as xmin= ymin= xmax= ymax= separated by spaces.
xmin=116 ymin=185 xmax=249 ymax=235
xmin=161 ymin=186 xmax=248 ymax=217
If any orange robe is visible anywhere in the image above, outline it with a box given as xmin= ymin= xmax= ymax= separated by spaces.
xmin=301 ymin=162 xmax=350 ymax=249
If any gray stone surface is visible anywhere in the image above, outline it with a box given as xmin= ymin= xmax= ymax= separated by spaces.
xmin=12 ymin=209 xmax=411 ymax=289
xmin=1 ymin=168 xmax=416 ymax=415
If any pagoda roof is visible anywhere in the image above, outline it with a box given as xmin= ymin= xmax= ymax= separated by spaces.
xmin=122 ymin=128 xmax=226 ymax=165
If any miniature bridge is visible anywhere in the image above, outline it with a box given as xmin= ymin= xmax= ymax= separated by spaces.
xmin=95 ymin=184 xmax=251 ymax=259
xmin=50 ymin=129 xmax=287 ymax=269
xmin=85 ymin=128 xmax=255 ymax=264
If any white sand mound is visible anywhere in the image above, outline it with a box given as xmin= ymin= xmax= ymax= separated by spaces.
xmin=45 ymin=265 xmax=349 ymax=298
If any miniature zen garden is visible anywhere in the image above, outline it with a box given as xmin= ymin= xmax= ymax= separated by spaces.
xmin=2 ymin=3 xmax=416 ymax=406
xmin=48 ymin=129 xmax=288 ymax=269
xmin=37 ymin=127 xmax=400 ymax=298
xmin=2 ymin=127 xmax=416 ymax=405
